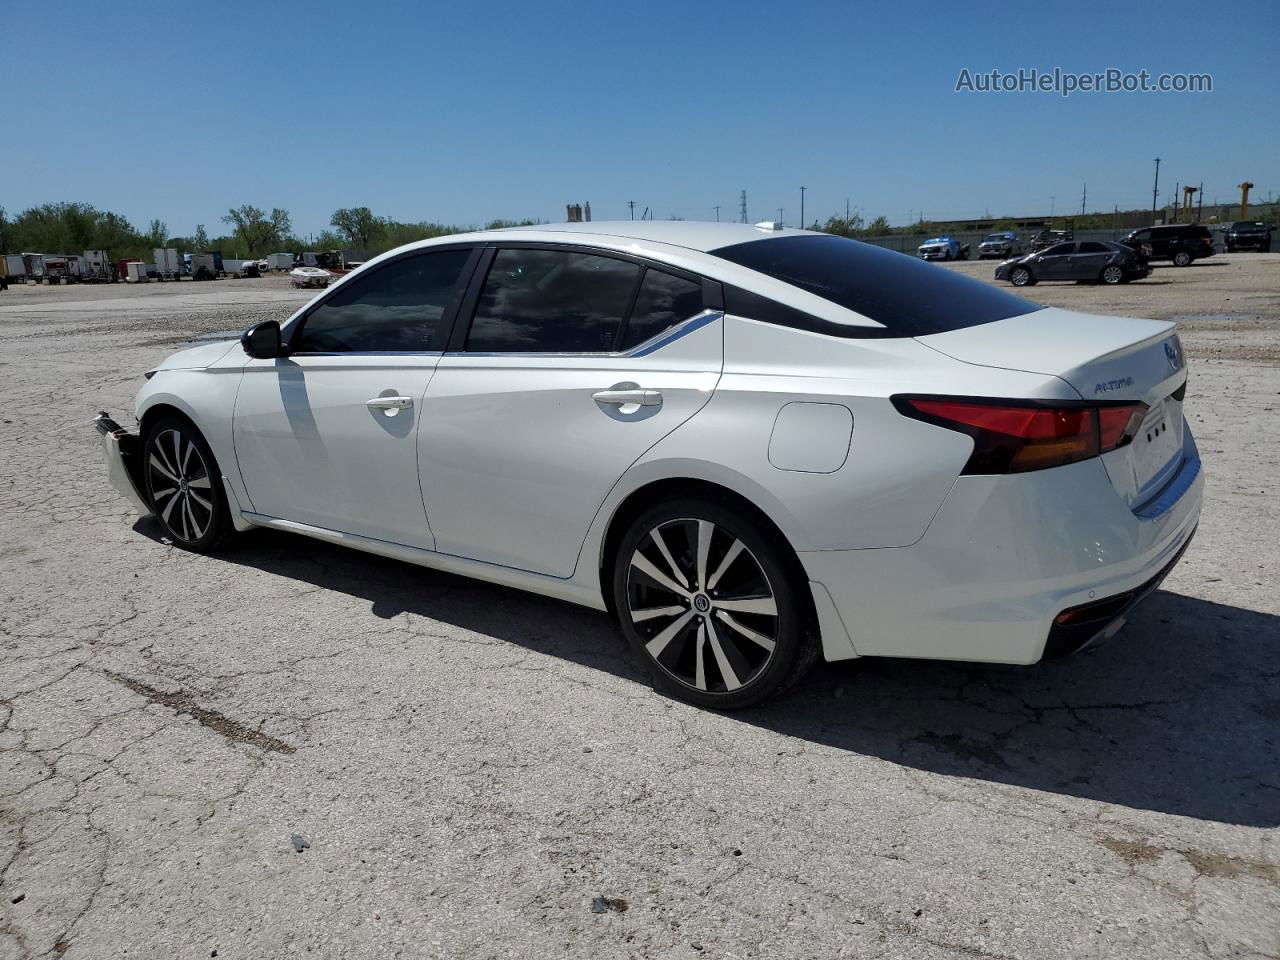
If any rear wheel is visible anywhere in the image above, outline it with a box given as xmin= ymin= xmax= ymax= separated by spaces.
xmin=1101 ymin=264 xmax=1124 ymax=285
xmin=1010 ymin=266 xmax=1034 ymax=286
xmin=612 ymin=498 xmax=813 ymax=709
xmin=143 ymin=416 xmax=234 ymax=552
xmin=1172 ymin=250 xmax=1192 ymax=267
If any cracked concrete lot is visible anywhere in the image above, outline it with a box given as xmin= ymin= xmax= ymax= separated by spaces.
xmin=1 ymin=268 xmax=1278 ymax=959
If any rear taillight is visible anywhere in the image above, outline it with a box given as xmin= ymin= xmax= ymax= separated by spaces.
xmin=892 ymin=397 xmax=1148 ymax=474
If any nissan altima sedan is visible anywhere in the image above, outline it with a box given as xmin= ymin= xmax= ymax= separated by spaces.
xmin=94 ymin=221 xmax=1201 ymax=708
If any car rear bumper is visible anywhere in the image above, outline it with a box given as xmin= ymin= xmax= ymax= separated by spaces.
xmin=92 ymin=412 xmax=152 ymax=516
xmin=801 ymin=429 xmax=1203 ymax=665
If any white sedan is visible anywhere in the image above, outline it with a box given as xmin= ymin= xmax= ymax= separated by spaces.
xmin=94 ymin=221 xmax=1202 ymax=708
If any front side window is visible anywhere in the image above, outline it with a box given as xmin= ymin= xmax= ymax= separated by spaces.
xmin=620 ymin=269 xmax=704 ymax=350
xmin=467 ymin=249 xmax=640 ymax=353
xmin=294 ymin=249 xmax=472 ymax=353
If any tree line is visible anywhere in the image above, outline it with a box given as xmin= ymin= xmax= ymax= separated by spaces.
xmin=0 ymin=202 xmax=540 ymax=262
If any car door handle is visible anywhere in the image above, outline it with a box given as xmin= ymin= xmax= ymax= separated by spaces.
xmin=592 ymin=389 xmax=662 ymax=407
xmin=366 ymin=396 xmax=414 ymax=409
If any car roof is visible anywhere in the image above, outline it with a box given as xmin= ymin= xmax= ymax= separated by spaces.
xmin=500 ymin=219 xmax=815 ymax=253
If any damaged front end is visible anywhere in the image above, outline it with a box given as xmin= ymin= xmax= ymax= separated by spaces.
xmin=92 ymin=412 xmax=152 ymax=517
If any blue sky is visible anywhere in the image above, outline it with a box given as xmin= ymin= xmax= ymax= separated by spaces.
xmin=5 ymin=0 xmax=1276 ymax=237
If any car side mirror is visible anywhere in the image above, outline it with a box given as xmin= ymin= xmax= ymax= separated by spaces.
xmin=242 ymin=320 xmax=285 ymax=359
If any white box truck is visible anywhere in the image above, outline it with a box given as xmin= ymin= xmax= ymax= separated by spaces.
xmin=267 ymin=252 xmax=295 ymax=271
xmin=126 ymin=262 xmax=150 ymax=283
xmin=153 ymin=247 xmax=180 ymax=280
xmin=81 ymin=249 xmax=111 ymax=282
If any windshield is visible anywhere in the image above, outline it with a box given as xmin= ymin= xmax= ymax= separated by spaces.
xmin=711 ymin=235 xmax=1041 ymax=337
xmin=984 ymin=234 xmax=1012 ymax=241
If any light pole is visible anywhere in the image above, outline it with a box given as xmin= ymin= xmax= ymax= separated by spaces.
xmin=800 ymin=186 xmax=806 ymax=230
xmin=1151 ymin=158 xmax=1161 ymax=223
xmin=713 ymin=205 xmax=720 ymax=222
xmin=777 ymin=207 xmax=784 ymax=226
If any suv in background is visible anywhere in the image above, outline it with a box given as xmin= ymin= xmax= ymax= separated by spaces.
xmin=1029 ymin=229 xmax=1072 ymax=252
xmin=1119 ymin=224 xmax=1214 ymax=266
xmin=916 ymin=236 xmax=969 ymax=261
xmin=977 ymin=232 xmax=1024 ymax=259
xmin=1224 ymin=221 xmax=1273 ymax=253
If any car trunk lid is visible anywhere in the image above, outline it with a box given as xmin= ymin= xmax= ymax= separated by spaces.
xmin=916 ymin=307 xmax=1189 ymax=509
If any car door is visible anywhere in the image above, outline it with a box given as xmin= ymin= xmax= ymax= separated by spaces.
xmin=418 ymin=244 xmax=723 ymax=578
xmin=1033 ymin=242 xmax=1076 ymax=280
xmin=233 ymin=247 xmax=477 ymax=549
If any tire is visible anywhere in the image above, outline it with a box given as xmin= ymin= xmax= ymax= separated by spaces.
xmin=142 ymin=415 xmax=235 ymax=552
xmin=1010 ymin=266 xmax=1034 ymax=286
xmin=611 ymin=498 xmax=814 ymax=709
xmin=1172 ymin=250 xmax=1192 ymax=267
xmin=1101 ymin=264 xmax=1124 ymax=285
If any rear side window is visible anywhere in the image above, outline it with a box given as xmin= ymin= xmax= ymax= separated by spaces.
xmin=467 ymin=249 xmax=640 ymax=352
xmin=294 ymin=249 xmax=471 ymax=352
xmin=1041 ymin=243 xmax=1075 ymax=256
xmin=620 ymin=269 xmax=704 ymax=350
xmin=1078 ymin=242 xmax=1109 ymax=253
xmin=710 ymin=235 xmax=1039 ymax=337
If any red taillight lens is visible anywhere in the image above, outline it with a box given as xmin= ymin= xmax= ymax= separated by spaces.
xmin=893 ymin=397 xmax=1148 ymax=474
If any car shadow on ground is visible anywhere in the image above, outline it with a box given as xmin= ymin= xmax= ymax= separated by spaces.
xmin=158 ymin=524 xmax=1279 ymax=828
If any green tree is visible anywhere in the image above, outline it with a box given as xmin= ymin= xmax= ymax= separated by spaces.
xmin=145 ymin=219 xmax=168 ymax=247
xmin=222 ymin=205 xmax=292 ymax=255
xmin=0 ymin=206 xmax=10 ymax=254
xmin=330 ymin=207 xmax=384 ymax=249
xmin=193 ymin=224 xmax=210 ymax=252
xmin=865 ymin=215 xmax=892 ymax=236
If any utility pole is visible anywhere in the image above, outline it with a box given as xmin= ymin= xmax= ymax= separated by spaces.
xmin=1173 ymin=182 xmax=1180 ymax=223
xmin=777 ymin=207 xmax=784 ymax=226
xmin=627 ymin=200 xmax=636 ymax=221
xmin=739 ymin=190 xmax=748 ymax=224
xmin=713 ymin=205 xmax=720 ymax=222
xmin=845 ymin=198 xmax=850 ymax=222
xmin=1197 ymin=181 xmax=1204 ymax=222
xmin=800 ymin=186 xmax=806 ymax=230
xmin=1081 ymin=183 xmax=1087 ymax=216
xmin=1151 ymin=157 xmax=1161 ymax=223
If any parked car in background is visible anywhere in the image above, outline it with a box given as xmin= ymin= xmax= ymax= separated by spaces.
xmin=1224 ymin=221 xmax=1273 ymax=253
xmin=1118 ymin=224 xmax=1214 ymax=266
xmin=995 ymin=240 xmax=1150 ymax=287
xmin=978 ymin=232 xmax=1024 ymax=259
xmin=92 ymin=222 xmax=1200 ymax=708
xmin=1029 ymin=229 xmax=1072 ymax=253
xmin=917 ymin=236 xmax=969 ymax=261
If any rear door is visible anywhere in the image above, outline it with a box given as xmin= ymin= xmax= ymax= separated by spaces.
xmin=419 ymin=245 xmax=723 ymax=577
xmin=1070 ymin=241 xmax=1113 ymax=278
xmin=233 ymin=247 xmax=477 ymax=548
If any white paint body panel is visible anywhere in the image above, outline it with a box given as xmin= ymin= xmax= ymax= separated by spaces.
xmin=118 ymin=223 xmax=1204 ymax=670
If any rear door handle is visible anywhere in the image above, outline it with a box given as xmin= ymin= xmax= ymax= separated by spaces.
xmin=366 ymin=396 xmax=414 ymax=410
xmin=592 ymin=389 xmax=662 ymax=407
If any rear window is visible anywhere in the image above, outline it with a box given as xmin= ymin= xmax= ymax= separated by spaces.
xmin=710 ymin=235 xmax=1039 ymax=337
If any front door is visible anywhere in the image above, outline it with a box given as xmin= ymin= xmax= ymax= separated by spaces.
xmin=1034 ymin=242 xmax=1077 ymax=280
xmin=419 ymin=246 xmax=723 ymax=578
xmin=233 ymin=247 xmax=476 ymax=549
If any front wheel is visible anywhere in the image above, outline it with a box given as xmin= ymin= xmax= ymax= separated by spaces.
xmin=1010 ymin=266 xmax=1034 ymax=286
xmin=1172 ymin=250 xmax=1192 ymax=267
xmin=143 ymin=416 xmax=235 ymax=552
xmin=612 ymin=499 xmax=814 ymax=709
xmin=1101 ymin=264 xmax=1124 ymax=285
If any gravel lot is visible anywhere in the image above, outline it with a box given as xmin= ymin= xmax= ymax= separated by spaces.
xmin=2 ymin=256 xmax=1278 ymax=959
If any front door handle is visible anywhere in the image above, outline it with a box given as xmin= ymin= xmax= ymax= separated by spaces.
xmin=592 ymin=389 xmax=662 ymax=407
xmin=366 ymin=396 xmax=414 ymax=415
